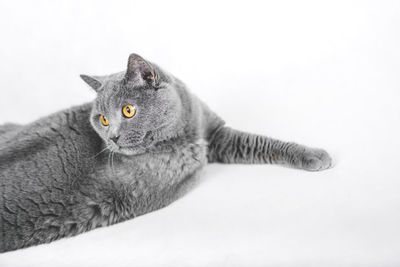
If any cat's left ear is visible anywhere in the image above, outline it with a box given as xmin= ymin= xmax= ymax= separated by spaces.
xmin=80 ymin=74 xmax=104 ymax=92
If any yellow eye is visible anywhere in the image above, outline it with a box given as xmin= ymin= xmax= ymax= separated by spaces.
xmin=122 ymin=104 xmax=136 ymax=118
xmin=100 ymin=115 xmax=109 ymax=126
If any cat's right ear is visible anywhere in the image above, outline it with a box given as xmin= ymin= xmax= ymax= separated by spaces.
xmin=80 ymin=74 xmax=103 ymax=92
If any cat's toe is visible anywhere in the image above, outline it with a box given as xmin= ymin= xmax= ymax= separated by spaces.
xmin=301 ymin=148 xmax=332 ymax=171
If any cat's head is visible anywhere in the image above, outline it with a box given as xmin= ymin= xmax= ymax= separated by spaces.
xmin=81 ymin=54 xmax=182 ymax=155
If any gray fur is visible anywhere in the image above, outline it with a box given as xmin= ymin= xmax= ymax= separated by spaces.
xmin=0 ymin=53 xmax=332 ymax=253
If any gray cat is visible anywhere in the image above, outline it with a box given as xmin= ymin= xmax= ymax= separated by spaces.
xmin=0 ymin=53 xmax=332 ymax=253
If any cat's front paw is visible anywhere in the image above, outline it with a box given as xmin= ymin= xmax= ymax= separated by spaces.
xmin=300 ymin=148 xmax=333 ymax=171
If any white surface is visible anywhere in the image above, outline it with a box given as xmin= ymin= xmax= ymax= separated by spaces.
xmin=1 ymin=0 xmax=400 ymax=266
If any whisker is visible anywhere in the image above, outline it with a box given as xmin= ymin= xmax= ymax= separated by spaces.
xmin=111 ymin=151 xmax=116 ymax=175
xmin=91 ymin=146 xmax=111 ymax=158
xmin=108 ymin=151 xmax=112 ymax=175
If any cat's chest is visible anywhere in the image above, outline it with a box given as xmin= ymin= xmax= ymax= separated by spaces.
xmin=97 ymin=139 xmax=208 ymax=185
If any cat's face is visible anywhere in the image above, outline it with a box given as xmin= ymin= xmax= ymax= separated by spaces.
xmin=81 ymin=54 xmax=182 ymax=155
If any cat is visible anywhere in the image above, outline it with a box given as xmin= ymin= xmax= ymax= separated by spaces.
xmin=0 ymin=53 xmax=332 ymax=253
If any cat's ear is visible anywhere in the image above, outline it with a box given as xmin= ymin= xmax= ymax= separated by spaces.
xmin=80 ymin=74 xmax=104 ymax=92
xmin=125 ymin=53 xmax=158 ymax=86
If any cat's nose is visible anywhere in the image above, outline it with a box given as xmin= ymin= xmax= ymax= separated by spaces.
xmin=110 ymin=135 xmax=120 ymax=144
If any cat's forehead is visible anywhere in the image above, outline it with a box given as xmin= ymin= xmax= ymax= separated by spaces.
xmin=95 ymin=82 xmax=146 ymax=111
xmin=102 ymin=80 xmax=121 ymax=94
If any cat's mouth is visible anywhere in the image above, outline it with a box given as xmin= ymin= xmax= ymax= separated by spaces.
xmin=109 ymin=125 xmax=169 ymax=155
xmin=110 ymin=130 xmax=155 ymax=155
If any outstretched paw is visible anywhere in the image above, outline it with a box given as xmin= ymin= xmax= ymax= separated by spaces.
xmin=301 ymin=148 xmax=333 ymax=171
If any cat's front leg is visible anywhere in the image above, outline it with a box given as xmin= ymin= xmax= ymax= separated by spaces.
xmin=207 ymin=127 xmax=332 ymax=171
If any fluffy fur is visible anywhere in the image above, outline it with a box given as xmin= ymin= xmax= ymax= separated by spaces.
xmin=0 ymin=54 xmax=332 ymax=252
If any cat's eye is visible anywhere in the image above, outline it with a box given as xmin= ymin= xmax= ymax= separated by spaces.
xmin=100 ymin=115 xmax=109 ymax=126
xmin=122 ymin=104 xmax=136 ymax=118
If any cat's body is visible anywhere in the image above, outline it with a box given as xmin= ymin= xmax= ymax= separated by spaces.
xmin=0 ymin=54 xmax=332 ymax=252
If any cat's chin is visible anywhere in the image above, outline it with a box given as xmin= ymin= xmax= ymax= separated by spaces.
xmin=117 ymin=146 xmax=147 ymax=156
xmin=110 ymin=143 xmax=150 ymax=156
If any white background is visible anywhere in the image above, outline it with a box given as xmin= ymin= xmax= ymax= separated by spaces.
xmin=1 ymin=0 xmax=400 ymax=266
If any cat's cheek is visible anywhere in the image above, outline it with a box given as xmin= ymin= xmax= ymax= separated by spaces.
xmin=90 ymin=118 xmax=108 ymax=141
